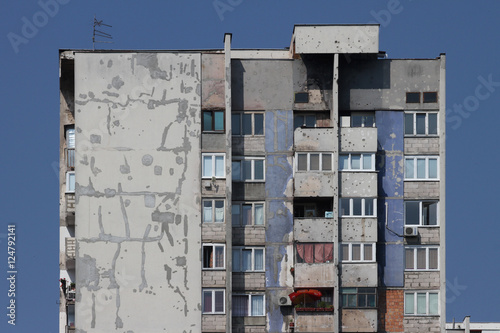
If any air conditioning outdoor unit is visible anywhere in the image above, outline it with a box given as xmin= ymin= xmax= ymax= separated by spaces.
xmin=404 ymin=226 xmax=418 ymax=237
xmin=279 ymin=294 xmax=292 ymax=306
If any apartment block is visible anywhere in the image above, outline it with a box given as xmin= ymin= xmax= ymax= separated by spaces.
xmin=59 ymin=24 xmax=446 ymax=333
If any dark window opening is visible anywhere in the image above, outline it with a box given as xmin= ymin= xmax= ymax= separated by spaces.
xmin=294 ymin=92 xmax=309 ymax=103
xmin=406 ymin=92 xmax=421 ymax=103
xmin=423 ymin=92 xmax=438 ymax=103
xmin=203 ymin=110 xmax=224 ymax=132
xmin=294 ymin=198 xmax=333 ymax=218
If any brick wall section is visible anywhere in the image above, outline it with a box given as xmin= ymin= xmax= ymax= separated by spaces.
xmin=404 ymin=316 xmax=440 ymax=333
xmin=378 ymin=289 xmax=404 ymax=332
xmin=404 ymin=271 xmax=440 ymax=289
xmin=231 ymin=324 xmax=266 ymax=333
xmin=66 ymin=194 xmax=76 ymax=212
xmin=202 ymin=271 xmax=226 ymax=287
xmin=404 ymin=181 xmax=440 ymax=199
xmin=232 ymin=272 xmax=265 ymax=290
xmin=404 ymin=227 xmax=440 ymax=245
xmin=202 ymin=224 xmax=226 ymax=242
xmin=202 ymin=314 xmax=226 ymax=332
xmin=232 ymin=227 xmax=266 ymax=245
xmin=404 ymin=138 xmax=439 ymax=155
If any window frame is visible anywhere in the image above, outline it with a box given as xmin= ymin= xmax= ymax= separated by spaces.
xmin=202 ymin=199 xmax=225 ymax=223
xmin=404 ymin=112 xmax=438 ymax=136
xmin=404 ymin=200 xmax=439 ymax=227
xmin=339 ymin=153 xmax=375 ymax=171
xmin=202 ymin=244 xmax=226 ymax=270
xmin=341 ymin=287 xmax=377 ymax=309
xmin=232 ymin=202 xmax=265 ymax=227
xmin=404 ymin=156 xmax=439 ymax=180
xmin=202 ymin=289 xmax=225 ymax=314
xmin=202 ymin=153 xmax=226 ymax=179
xmin=295 ymin=242 xmax=334 ymax=264
xmin=351 ymin=113 xmax=376 ymax=128
xmin=404 ymin=291 xmax=439 ymax=316
xmin=232 ymin=111 xmax=265 ymax=137
xmin=341 ymin=243 xmax=376 ymax=263
xmin=232 ymin=157 xmax=265 ymax=182
xmin=66 ymin=171 xmax=75 ymax=193
xmin=232 ymin=246 xmax=265 ymax=272
xmin=295 ymin=152 xmax=333 ymax=172
xmin=339 ymin=198 xmax=377 ymax=217
xmin=202 ymin=110 xmax=225 ymax=133
xmin=232 ymin=293 xmax=266 ymax=317
xmin=405 ymin=246 xmax=440 ymax=271
xmin=294 ymin=113 xmax=317 ymax=129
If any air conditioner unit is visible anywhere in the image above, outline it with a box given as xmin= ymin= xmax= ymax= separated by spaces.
xmin=404 ymin=226 xmax=418 ymax=237
xmin=278 ymin=294 xmax=292 ymax=306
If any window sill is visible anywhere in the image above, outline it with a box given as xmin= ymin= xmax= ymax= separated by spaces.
xmin=404 ymin=225 xmax=440 ymax=228
xmin=404 ymin=179 xmax=440 ymax=181
xmin=202 ymin=131 xmax=225 ymax=134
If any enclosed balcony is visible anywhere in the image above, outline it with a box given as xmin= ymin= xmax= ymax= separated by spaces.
xmin=65 ymin=237 xmax=76 ymax=269
xmin=294 ymin=198 xmax=335 ymax=242
xmin=294 ymin=243 xmax=335 ymax=288
xmin=294 ymin=127 xmax=335 ymax=152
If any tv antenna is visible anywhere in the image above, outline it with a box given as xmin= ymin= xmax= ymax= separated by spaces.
xmin=92 ymin=15 xmax=113 ymax=50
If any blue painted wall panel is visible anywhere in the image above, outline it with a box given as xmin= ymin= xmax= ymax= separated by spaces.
xmin=265 ymin=110 xmax=293 ymax=153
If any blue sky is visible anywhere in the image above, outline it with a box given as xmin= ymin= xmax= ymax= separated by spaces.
xmin=1 ymin=0 xmax=499 ymax=331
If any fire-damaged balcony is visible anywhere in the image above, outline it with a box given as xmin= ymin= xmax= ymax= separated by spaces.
xmin=294 ymin=198 xmax=335 ymax=242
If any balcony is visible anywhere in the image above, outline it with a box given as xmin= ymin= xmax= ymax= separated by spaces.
xmin=294 ymin=127 xmax=335 ymax=152
xmin=65 ymin=237 xmax=76 ymax=269
xmin=294 ymin=172 xmax=336 ymax=197
xmin=340 ymin=127 xmax=378 ymax=152
xmin=341 ymin=309 xmax=377 ymax=332
xmin=295 ymin=311 xmax=334 ymax=332
xmin=65 ymin=193 xmax=76 ymax=226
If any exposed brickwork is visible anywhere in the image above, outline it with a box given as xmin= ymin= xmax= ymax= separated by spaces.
xmin=232 ymin=227 xmax=266 ymax=245
xmin=404 ymin=271 xmax=440 ymax=289
xmin=202 ymin=224 xmax=226 ymax=242
xmin=378 ymin=289 xmax=404 ymax=332
xmin=202 ymin=314 xmax=226 ymax=332
xmin=202 ymin=270 xmax=226 ymax=287
xmin=406 ymin=228 xmax=440 ymax=245
xmin=404 ymin=138 xmax=440 ymax=155
xmin=232 ymin=272 xmax=265 ymax=290
xmin=66 ymin=193 xmax=76 ymax=212
xmin=231 ymin=325 xmax=266 ymax=333
xmin=404 ymin=316 xmax=440 ymax=333
xmin=404 ymin=181 xmax=440 ymax=199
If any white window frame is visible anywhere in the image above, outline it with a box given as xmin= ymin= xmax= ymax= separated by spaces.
xmin=339 ymin=153 xmax=375 ymax=171
xmin=202 ymin=289 xmax=225 ymax=314
xmin=405 ymin=246 xmax=440 ymax=271
xmin=404 ymin=156 xmax=439 ymax=180
xmin=202 ymin=244 xmax=226 ymax=270
xmin=232 ymin=157 xmax=265 ymax=182
xmin=404 ymin=291 xmax=439 ymax=316
xmin=351 ymin=112 xmax=376 ymax=128
xmin=202 ymin=199 xmax=225 ymax=223
xmin=404 ymin=111 xmax=438 ymax=136
xmin=202 ymin=153 xmax=226 ymax=179
xmin=66 ymin=171 xmax=75 ymax=193
xmin=339 ymin=198 xmax=377 ymax=217
xmin=404 ymin=201 xmax=439 ymax=226
xmin=341 ymin=243 xmax=376 ymax=263
xmin=232 ymin=111 xmax=265 ymax=136
xmin=232 ymin=294 xmax=266 ymax=317
xmin=295 ymin=152 xmax=333 ymax=172
xmin=232 ymin=247 xmax=265 ymax=272
xmin=232 ymin=202 xmax=265 ymax=227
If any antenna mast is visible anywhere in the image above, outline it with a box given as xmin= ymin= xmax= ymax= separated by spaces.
xmin=92 ymin=15 xmax=113 ymax=50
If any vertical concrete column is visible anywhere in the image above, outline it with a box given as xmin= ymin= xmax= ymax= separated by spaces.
xmin=332 ymin=52 xmax=340 ymax=333
xmin=224 ymin=33 xmax=233 ymax=332
xmin=438 ymin=53 xmax=446 ymax=333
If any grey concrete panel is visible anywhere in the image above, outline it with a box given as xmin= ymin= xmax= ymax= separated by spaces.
xmin=232 ymin=227 xmax=266 ymax=246
xmin=202 ymin=314 xmax=227 ymax=332
xmin=201 ymin=179 xmax=226 ymax=196
xmin=340 ymin=172 xmax=378 ymax=197
xmin=340 ymin=263 xmax=377 ymax=287
xmin=341 ymin=218 xmax=377 ymax=242
xmin=341 ymin=309 xmax=377 ymax=332
xmin=340 ymin=127 xmax=378 ymax=152
xmin=295 ymin=312 xmax=335 ymax=332
xmin=202 ymin=224 xmax=226 ymax=242
xmin=232 ymin=183 xmax=266 ymax=201
xmin=232 ymin=272 xmax=266 ymax=290
xmin=404 ymin=181 xmax=440 ymax=199
xmin=404 ymin=317 xmax=440 ymax=333
xmin=232 ymin=136 xmax=266 ymax=155
xmin=201 ymin=53 xmax=225 ymax=109
xmin=294 ymin=172 xmax=337 ymax=197
xmin=202 ymin=270 xmax=226 ymax=287
xmin=294 ymin=218 xmax=335 ymax=242
xmin=202 ymin=133 xmax=226 ymax=151
xmin=294 ymin=128 xmax=335 ymax=152
xmin=294 ymin=264 xmax=336 ymax=288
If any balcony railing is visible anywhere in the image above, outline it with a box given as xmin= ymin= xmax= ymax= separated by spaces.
xmin=65 ymin=148 xmax=75 ymax=170
xmin=66 ymin=237 xmax=76 ymax=259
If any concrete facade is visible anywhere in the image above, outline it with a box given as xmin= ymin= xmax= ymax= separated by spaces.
xmin=59 ymin=24 xmax=446 ymax=333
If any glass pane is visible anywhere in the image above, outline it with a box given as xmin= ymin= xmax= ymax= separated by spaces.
xmin=322 ymin=154 xmax=332 ymax=170
xmin=294 ymin=115 xmax=304 ymax=129
xmin=203 ymin=156 xmax=212 ymax=177
xmin=339 ymin=155 xmax=349 ymax=170
xmin=404 ymin=113 xmax=414 ymax=135
xmin=203 ymin=201 xmax=213 ymax=222
xmin=215 ymin=156 xmax=224 ymax=178
xmin=232 ymin=161 xmax=240 ymax=181
xmin=310 ymin=154 xmax=320 ymax=170
xmin=254 ymin=160 xmax=264 ymax=180
xmin=215 ymin=291 xmax=224 ymax=312
xmin=416 ymin=113 xmax=426 ymax=134
xmin=405 ymin=248 xmax=414 ymax=269
xmin=233 ymin=295 xmax=248 ymax=316
xmin=232 ymin=249 xmax=240 ymax=271
xmin=417 ymin=248 xmax=426 ymax=269
xmin=232 ymin=113 xmax=241 ymax=135
xmin=242 ymin=160 xmax=252 ymax=180
xmin=67 ymin=129 xmax=75 ymax=148
xmin=353 ymin=198 xmax=362 ymax=216
xmin=203 ymin=111 xmax=213 ymax=131
xmin=364 ymin=244 xmax=373 ymax=261
xmin=254 ymin=249 xmax=264 ymax=270
xmin=417 ymin=293 xmax=427 ymax=314
xmin=343 ymin=288 xmax=357 ymax=294
xmin=243 ymin=114 xmax=252 ymax=135
xmin=214 ymin=201 xmax=224 ymax=222
xmin=242 ymin=249 xmax=252 ymax=271
xmin=242 ymin=205 xmax=252 ymax=226
xmin=68 ymin=173 xmax=75 ymax=192
xmin=305 ymin=115 xmax=316 ymax=127
xmin=363 ymin=154 xmax=372 ymax=170
xmin=352 ymin=244 xmax=361 ymax=261
xmin=365 ymin=198 xmax=374 ymax=216
xmin=215 ymin=246 xmax=224 ymax=268
xmin=429 ymin=158 xmax=438 ymax=179
xmin=405 ymin=202 xmax=420 ymax=225
xmin=424 ymin=202 xmax=438 ymax=225
xmin=232 ymin=205 xmax=240 ymax=226
xmin=341 ymin=198 xmax=350 ymax=216
xmin=428 ymin=113 xmax=438 ymax=135
xmin=203 ymin=291 xmax=212 ymax=312
xmin=358 ymin=294 xmax=366 ymax=307
xmin=364 ymin=115 xmax=375 ymax=127
xmin=254 ymin=204 xmax=264 ymax=225
xmin=297 ymin=154 xmax=307 ymax=171
xmin=405 ymin=158 xmax=414 ymax=178
xmin=214 ymin=111 xmax=224 ymax=131
xmin=251 ymin=295 xmax=264 ymax=316
xmin=367 ymin=294 xmax=376 ymax=307
xmin=348 ymin=294 xmax=357 ymax=307
xmin=254 ymin=114 xmax=264 ymax=135
xmin=429 ymin=293 xmax=439 ymax=315
xmin=405 ymin=293 xmax=415 ymax=314
xmin=203 ymin=246 xmax=213 ymax=268
xmin=342 ymin=244 xmax=349 ymax=261
xmin=352 ymin=115 xmax=362 ymax=127
xmin=417 ymin=158 xmax=426 ymax=179
xmin=351 ymin=154 xmax=361 ymax=169
xmin=429 ymin=249 xmax=438 ymax=269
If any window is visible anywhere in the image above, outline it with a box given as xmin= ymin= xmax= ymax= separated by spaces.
xmin=404 ymin=112 xmax=438 ymax=136
xmin=203 ymin=111 xmax=224 ymax=132
xmin=404 ymin=156 xmax=438 ymax=180
xmin=296 ymin=153 xmax=333 ymax=171
xmin=341 ymin=243 xmax=376 ymax=262
xmin=232 ymin=158 xmax=264 ymax=181
xmin=232 ymin=202 xmax=264 ymax=226
xmin=339 ymin=153 xmax=375 ymax=171
xmin=405 ymin=291 xmax=439 ymax=315
xmin=203 ymin=289 xmax=225 ymax=314
xmin=66 ymin=127 xmax=75 ymax=148
xmin=351 ymin=113 xmax=375 ymax=127
xmin=406 ymin=92 xmax=421 ymax=103
xmin=232 ymin=112 xmax=264 ymax=136
xmin=405 ymin=246 xmax=439 ymax=270
xmin=294 ymin=114 xmax=317 ymax=129
xmin=232 ymin=247 xmax=265 ymax=272
xmin=405 ymin=201 xmax=438 ymax=226
xmin=294 ymin=92 xmax=309 ymax=103
xmin=296 ymin=243 xmax=333 ymax=264
xmin=340 ymin=198 xmax=377 ymax=217
xmin=423 ymin=92 xmax=438 ymax=103
xmin=342 ymin=288 xmax=377 ymax=308
xmin=66 ymin=171 xmax=75 ymax=193
xmin=232 ymin=294 xmax=265 ymax=316
xmin=203 ymin=199 xmax=224 ymax=223
xmin=202 ymin=244 xmax=225 ymax=269
xmin=294 ymin=199 xmax=333 ymax=218
xmin=202 ymin=153 xmax=225 ymax=178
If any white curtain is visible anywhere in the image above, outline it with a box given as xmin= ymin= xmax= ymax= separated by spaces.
xmin=251 ymin=295 xmax=264 ymax=316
